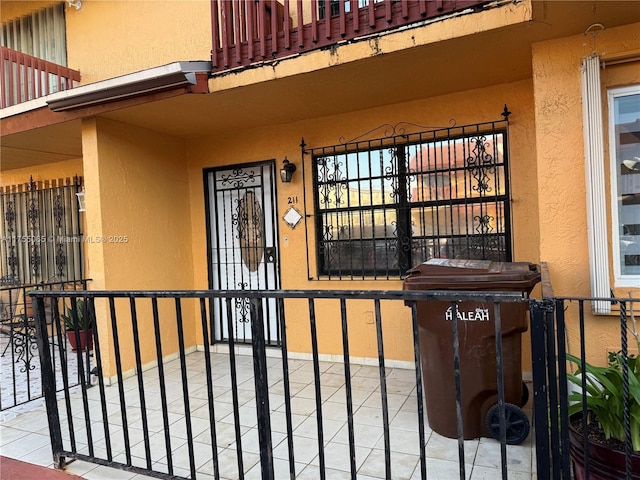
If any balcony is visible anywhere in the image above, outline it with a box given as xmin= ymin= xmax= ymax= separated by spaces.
xmin=0 ymin=46 xmax=81 ymax=109
xmin=211 ymin=0 xmax=491 ymax=71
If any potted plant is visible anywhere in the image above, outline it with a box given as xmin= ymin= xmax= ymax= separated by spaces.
xmin=566 ymin=299 xmax=640 ymax=480
xmin=61 ymin=299 xmax=93 ymax=352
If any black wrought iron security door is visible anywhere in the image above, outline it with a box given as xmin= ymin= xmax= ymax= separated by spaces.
xmin=205 ymin=162 xmax=281 ymax=345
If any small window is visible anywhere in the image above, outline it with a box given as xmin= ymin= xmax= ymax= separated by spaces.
xmin=311 ymin=120 xmax=512 ymax=279
xmin=1 ymin=4 xmax=67 ymax=66
xmin=0 ymin=178 xmax=84 ymax=284
xmin=609 ymin=86 xmax=640 ymax=286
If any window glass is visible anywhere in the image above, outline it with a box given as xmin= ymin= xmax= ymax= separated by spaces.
xmin=610 ymin=87 xmax=640 ymax=284
xmin=313 ymin=123 xmax=511 ymax=279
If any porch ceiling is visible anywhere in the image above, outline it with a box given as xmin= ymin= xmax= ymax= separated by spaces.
xmin=2 ymin=0 xmax=640 ymax=170
xmin=1 ymin=120 xmax=82 ymax=170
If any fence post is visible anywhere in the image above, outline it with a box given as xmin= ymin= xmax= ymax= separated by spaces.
xmin=32 ymin=294 xmax=65 ymax=469
xmin=250 ymin=297 xmax=274 ymax=480
xmin=529 ymin=299 xmax=553 ymax=480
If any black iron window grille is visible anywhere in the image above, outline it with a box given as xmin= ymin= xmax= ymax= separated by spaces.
xmin=0 ymin=177 xmax=83 ymax=284
xmin=308 ymin=111 xmax=512 ymax=279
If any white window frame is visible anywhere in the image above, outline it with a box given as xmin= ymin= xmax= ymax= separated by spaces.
xmin=608 ymin=85 xmax=640 ymax=288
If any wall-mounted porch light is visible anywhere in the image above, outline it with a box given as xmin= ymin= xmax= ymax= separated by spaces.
xmin=280 ymin=157 xmax=296 ymax=183
xmin=76 ymin=186 xmax=86 ymax=212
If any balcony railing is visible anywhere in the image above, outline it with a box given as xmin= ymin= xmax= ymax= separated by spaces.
xmin=211 ymin=0 xmax=490 ymax=71
xmin=0 ymin=46 xmax=81 ymax=109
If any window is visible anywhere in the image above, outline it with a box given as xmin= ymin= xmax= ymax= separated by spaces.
xmin=0 ymin=178 xmax=83 ymax=284
xmin=311 ymin=120 xmax=511 ymax=279
xmin=1 ymin=3 xmax=67 ymax=66
xmin=1 ymin=3 xmax=68 ymax=105
xmin=609 ymin=85 xmax=640 ymax=286
xmin=318 ymin=0 xmax=383 ymax=19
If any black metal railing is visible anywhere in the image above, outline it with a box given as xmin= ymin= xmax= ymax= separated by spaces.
xmin=33 ymin=288 xmax=530 ymax=479
xmin=530 ymin=295 xmax=640 ymax=480
xmin=0 ymin=279 xmax=90 ymax=411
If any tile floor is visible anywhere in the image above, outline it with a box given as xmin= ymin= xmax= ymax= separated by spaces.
xmin=0 ymin=350 xmax=536 ymax=479
xmin=1 ymin=331 xmax=82 ymax=420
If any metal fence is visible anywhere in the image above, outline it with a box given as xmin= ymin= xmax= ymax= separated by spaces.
xmin=0 ymin=279 xmax=90 ymax=411
xmin=31 ymin=288 xmax=640 ymax=479
xmin=529 ymin=296 xmax=640 ymax=480
xmin=0 ymin=176 xmax=84 ymax=284
xmin=32 ymin=288 xmax=532 ymax=479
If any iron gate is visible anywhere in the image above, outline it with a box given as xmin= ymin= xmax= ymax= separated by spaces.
xmin=204 ymin=161 xmax=282 ymax=345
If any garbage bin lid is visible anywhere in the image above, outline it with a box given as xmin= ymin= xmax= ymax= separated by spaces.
xmin=403 ymin=258 xmax=541 ymax=292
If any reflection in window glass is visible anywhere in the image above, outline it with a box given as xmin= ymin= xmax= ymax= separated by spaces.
xmin=313 ymin=122 xmax=511 ymax=279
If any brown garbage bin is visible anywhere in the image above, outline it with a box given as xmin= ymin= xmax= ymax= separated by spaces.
xmin=403 ymin=258 xmax=541 ymax=444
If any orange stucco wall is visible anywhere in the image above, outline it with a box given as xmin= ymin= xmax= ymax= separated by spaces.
xmin=186 ymin=79 xmax=540 ymax=364
xmin=0 ymin=1 xmax=60 ymax=22
xmin=80 ymin=117 xmax=195 ymax=376
xmin=65 ymin=1 xmax=212 ymax=84
xmin=0 ymin=158 xmax=82 ymax=187
xmin=532 ymin=22 xmax=640 ymax=365
xmin=4 ymin=2 xmax=638 ymax=376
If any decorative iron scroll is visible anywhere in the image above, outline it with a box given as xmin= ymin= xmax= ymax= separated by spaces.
xmin=337 ymin=120 xmax=457 ymax=145
xmin=10 ymin=327 xmax=39 ymax=373
xmin=466 ymin=136 xmax=496 ymax=195
xmin=220 ymin=168 xmax=258 ymax=189
xmin=316 ymin=157 xmax=346 ymax=209
xmin=27 ymin=179 xmax=40 ymax=279
xmin=4 ymin=200 xmax=17 ymax=277
xmin=234 ymin=282 xmax=250 ymax=327
xmin=305 ymin=107 xmax=512 ymax=279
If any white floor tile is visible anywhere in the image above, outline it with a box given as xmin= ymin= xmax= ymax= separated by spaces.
xmin=473 ymin=438 xmax=531 ymax=473
xmin=243 ymin=456 xmax=305 ymax=480
xmin=199 ymin=446 xmax=260 ymax=478
xmin=389 ymin=410 xmax=429 ymax=432
xmin=326 ymin=386 xmax=374 ymax=406
xmin=362 ymin=391 xmax=411 ymax=411
xmin=293 ymin=415 xmax=344 ymax=442
xmin=352 ymin=405 xmax=397 ymax=427
xmin=425 ymin=432 xmax=479 ymax=464
xmin=375 ymin=427 xmax=426 ymax=456
xmin=62 ymin=459 xmax=100 ymax=477
xmin=12 ymin=443 xmax=56 ymax=467
xmin=228 ymin=426 xmax=286 ymax=455
xmin=358 ymin=447 xmax=418 ymax=479
xmin=272 ymin=434 xmax=319 ymax=464
xmin=470 ymin=464 xmax=533 ymax=480
xmin=332 ymin=422 xmax=384 ymax=449
xmin=411 ymin=457 xmax=473 ymax=480
xmin=310 ymin=440 xmax=371 ymax=473
xmin=1 ymin=432 xmax=50 ymax=458
xmin=0 ymin=425 xmax=29 ymax=446
xmin=0 ymin=351 xmax=536 ymax=480
xmin=82 ymin=464 xmax=137 ymax=480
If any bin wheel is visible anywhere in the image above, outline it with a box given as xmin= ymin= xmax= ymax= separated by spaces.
xmin=521 ymin=382 xmax=529 ymax=407
xmin=486 ymin=403 xmax=530 ymax=445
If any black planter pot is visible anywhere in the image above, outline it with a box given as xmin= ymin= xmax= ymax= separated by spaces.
xmin=568 ymin=415 xmax=640 ymax=480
